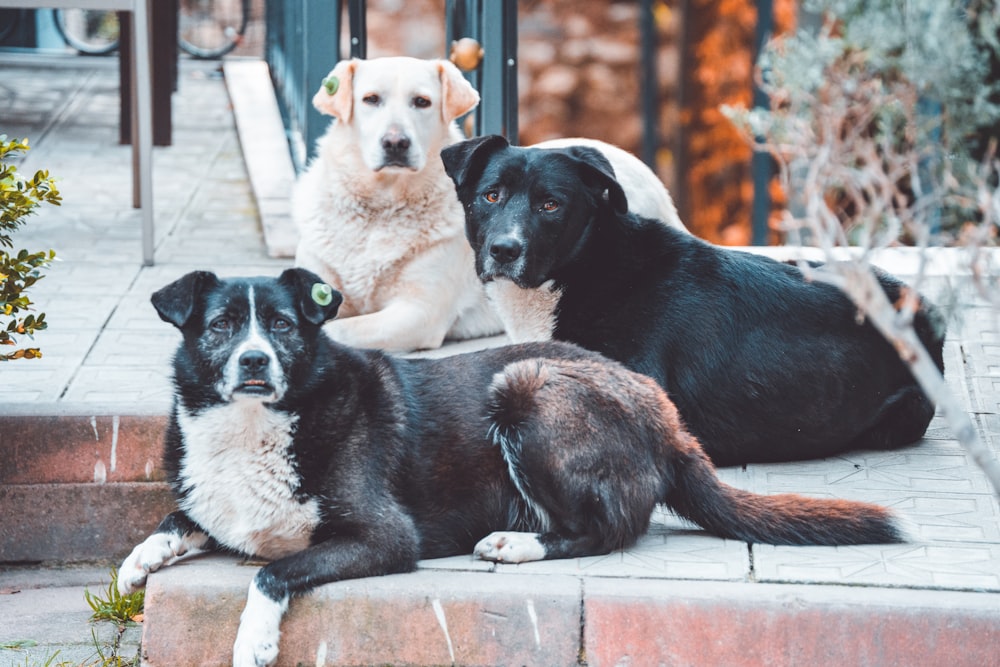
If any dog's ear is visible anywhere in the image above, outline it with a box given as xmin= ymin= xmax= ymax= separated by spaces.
xmin=151 ymin=271 xmax=221 ymax=329
xmin=440 ymin=135 xmax=510 ymax=192
xmin=564 ymin=146 xmax=629 ymax=215
xmin=278 ymin=268 xmax=343 ymax=326
xmin=313 ymin=59 xmax=357 ymax=122
xmin=437 ymin=59 xmax=480 ymax=123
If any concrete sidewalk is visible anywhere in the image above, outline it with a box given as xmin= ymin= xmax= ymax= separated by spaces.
xmin=1 ymin=54 xmax=999 ymax=666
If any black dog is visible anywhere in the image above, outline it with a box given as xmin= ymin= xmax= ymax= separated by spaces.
xmin=441 ymin=134 xmax=947 ymax=466
xmin=118 ymin=269 xmax=906 ymax=667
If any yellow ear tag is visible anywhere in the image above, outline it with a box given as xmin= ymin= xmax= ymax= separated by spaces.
xmin=311 ymin=283 xmax=334 ymax=306
xmin=322 ymin=75 xmax=339 ymax=96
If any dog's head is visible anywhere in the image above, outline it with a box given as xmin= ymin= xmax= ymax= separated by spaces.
xmin=152 ymin=268 xmax=343 ymax=407
xmin=313 ymin=56 xmax=479 ymax=173
xmin=441 ymin=135 xmax=628 ymax=288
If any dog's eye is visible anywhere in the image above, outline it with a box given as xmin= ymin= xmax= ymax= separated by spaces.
xmin=272 ymin=317 xmax=292 ymax=332
xmin=484 ymin=190 xmax=500 ymax=203
xmin=541 ymin=200 xmax=559 ymax=212
xmin=362 ymin=94 xmax=381 ymax=106
xmin=412 ymin=96 xmax=431 ymax=109
xmin=210 ymin=317 xmax=231 ymax=333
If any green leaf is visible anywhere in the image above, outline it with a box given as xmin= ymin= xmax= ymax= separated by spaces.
xmin=0 ymin=136 xmax=58 ymax=361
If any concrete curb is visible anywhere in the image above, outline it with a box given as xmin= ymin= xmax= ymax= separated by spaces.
xmin=223 ymin=59 xmax=300 ymax=259
xmin=140 ymin=555 xmax=1000 ymax=667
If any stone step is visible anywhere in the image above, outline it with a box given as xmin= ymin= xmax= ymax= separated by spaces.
xmin=141 ymin=554 xmax=1000 ymax=667
xmin=0 ymin=413 xmax=168 ymax=485
xmin=1 ymin=482 xmax=175 ymax=562
xmin=0 ymin=411 xmax=174 ymax=562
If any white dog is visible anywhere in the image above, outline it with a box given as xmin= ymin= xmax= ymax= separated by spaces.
xmin=293 ymin=56 xmax=502 ymax=352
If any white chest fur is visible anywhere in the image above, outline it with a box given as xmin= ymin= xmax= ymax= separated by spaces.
xmin=175 ymin=401 xmax=321 ymax=560
xmin=486 ymin=279 xmax=562 ymax=343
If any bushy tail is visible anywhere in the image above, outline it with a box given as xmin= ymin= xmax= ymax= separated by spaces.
xmin=665 ymin=446 xmax=908 ymax=546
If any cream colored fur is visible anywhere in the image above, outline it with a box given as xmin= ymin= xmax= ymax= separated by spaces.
xmin=293 ymin=57 xmax=501 ymax=352
xmin=531 ymin=137 xmax=685 ymax=230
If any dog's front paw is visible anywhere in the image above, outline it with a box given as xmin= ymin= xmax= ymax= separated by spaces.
xmin=233 ymin=580 xmax=288 ymax=667
xmin=474 ymin=531 xmax=546 ymax=563
xmin=232 ymin=632 xmax=279 ymax=667
xmin=117 ymin=532 xmax=185 ymax=595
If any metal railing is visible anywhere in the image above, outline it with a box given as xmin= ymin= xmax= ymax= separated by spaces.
xmin=265 ymin=1 xmax=343 ymax=169
xmin=265 ymin=0 xmax=517 ymax=170
xmin=264 ymin=0 xmax=771 ymax=243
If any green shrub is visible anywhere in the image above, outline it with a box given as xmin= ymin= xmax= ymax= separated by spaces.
xmin=724 ymin=1 xmax=1000 ymax=243
xmin=0 ymin=136 xmax=59 ymax=361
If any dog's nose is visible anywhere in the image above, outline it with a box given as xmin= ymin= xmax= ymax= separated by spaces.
xmin=381 ymin=130 xmax=411 ymax=156
xmin=489 ymin=237 xmax=523 ymax=264
xmin=239 ymin=350 xmax=270 ymax=372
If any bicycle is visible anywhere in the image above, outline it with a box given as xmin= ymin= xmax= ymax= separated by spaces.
xmin=53 ymin=0 xmax=250 ymax=59
xmin=54 ymin=8 xmax=119 ymax=55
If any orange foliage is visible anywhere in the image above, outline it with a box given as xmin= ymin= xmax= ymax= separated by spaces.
xmin=679 ymin=0 xmax=796 ymax=245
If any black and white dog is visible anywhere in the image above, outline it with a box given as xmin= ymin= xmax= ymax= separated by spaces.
xmin=441 ymin=135 xmax=947 ymax=467
xmin=119 ymin=269 xmax=907 ymax=667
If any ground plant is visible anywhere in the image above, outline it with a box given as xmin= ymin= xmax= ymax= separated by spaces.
xmin=0 ymin=135 xmax=59 ymax=361
xmin=0 ymin=569 xmax=141 ymax=667
xmin=82 ymin=568 xmax=144 ymax=666
xmin=84 ymin=568 xmax=144 ymax=626
xmin=724 ymin=0 xmax=1000 ymax=497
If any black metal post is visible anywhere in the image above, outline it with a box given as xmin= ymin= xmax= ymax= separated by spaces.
xmin=302 ymin=1 xmax=341 ymax=163
xmin=674 ymin=0 xmax=692 ymax=225
xmin=479 ymin=0 xmax=517 ymax=142
xmin=639 ymin=0 xmax=658 ymax=168
xmin=751 ymin=0 xmax=774 ymax=245
xmin=348 ymin=0 xmax=366 ymax=59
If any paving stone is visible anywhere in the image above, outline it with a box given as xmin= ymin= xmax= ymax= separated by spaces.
xmin=744 ymin=442 xmax=997 ymax=496
xmin=753 ymin=541 xmax=1000 ymax=591
xmin=972 ymin=375 xmax=1000 ymax=413
xmin=583 ymin=577 xmax=1000 ymax=667
xmin=480 ymin=511 xmax=751 ymax=582
xmin=59 ymin=367 xmax=174 ymax=407
xmin=0 ymin=582 xmax=142 ymax=667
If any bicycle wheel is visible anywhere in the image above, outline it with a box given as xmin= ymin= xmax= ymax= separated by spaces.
xmin=54 ymin=9 xmax=120 ymax=55
xmin=178 ymin=0 xmax=248 ymax=59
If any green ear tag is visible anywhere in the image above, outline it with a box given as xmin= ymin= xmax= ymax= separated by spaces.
xmin=311 ymin=282 xmax=334 ymax=306
xmin=322 ymin=75 xmax=339 ymax=95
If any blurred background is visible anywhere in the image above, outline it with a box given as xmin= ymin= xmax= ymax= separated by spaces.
xmin=3 ymin=0 xmax=996 ymax=246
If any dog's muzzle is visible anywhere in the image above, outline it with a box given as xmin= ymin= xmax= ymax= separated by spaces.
xmin=489 ymin=235 xmax=523 ymax=266
xmin=378 ymin=129 xmax=413 ymax=169
xmin=479 ymin=234 xmax=531 ymax=286
xmin=235 ymin=350 xmax=276 ymax=396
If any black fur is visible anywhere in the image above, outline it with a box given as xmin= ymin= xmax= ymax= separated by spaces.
xmin=441 ymin=135 xmax=947 ymax=466
xmin=135 ymin=269 xmax=916 ymax=612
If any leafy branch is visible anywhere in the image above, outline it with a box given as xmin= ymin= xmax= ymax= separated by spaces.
xmin=723 ymin=1 xmax=1000 ymax=498
xmin=1 ymin=135 xmax=60 ymax=361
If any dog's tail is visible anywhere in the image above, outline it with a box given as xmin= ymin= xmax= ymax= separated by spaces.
xmin=664 ymin=442 xmax=909 ymax=546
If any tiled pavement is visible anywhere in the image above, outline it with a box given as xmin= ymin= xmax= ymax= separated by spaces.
xmin=1 ymin=53 xmax=999 ymax=665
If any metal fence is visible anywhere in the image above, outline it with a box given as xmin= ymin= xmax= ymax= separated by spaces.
xmin=264 ymin=0 xmax=771 ymax=242
xmin=265 ymin=0 xmax=517 ymax=171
